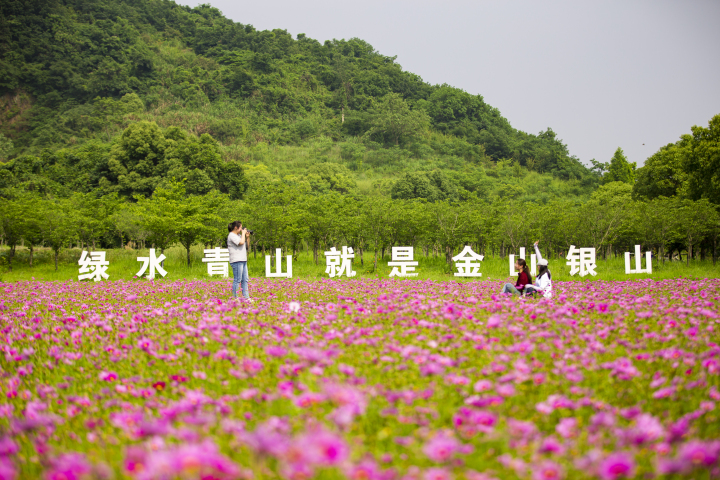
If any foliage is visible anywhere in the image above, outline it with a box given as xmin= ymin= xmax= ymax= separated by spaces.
xmin=0 ymin=0 xmax=597 ymax=191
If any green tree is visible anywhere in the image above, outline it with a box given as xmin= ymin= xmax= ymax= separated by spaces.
xmin=41 ymin=199 xmax=78 ymax=271
xmin=604 ymin=148 xmax=636 ymax=184
xmin=679 ymin=199 xmax=716 ymax=265
xmin=0 ymin=196 xmax=25 ymax=271
xmin=372 ymin=93 xmax=430 ymax=146
xmin=682 ymin=114 xmax=720 ymax=205
xmin=0 ymin=133 xmax=13 ymax=161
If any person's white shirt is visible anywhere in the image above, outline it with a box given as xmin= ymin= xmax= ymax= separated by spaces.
xmin=227 ymin=230 xmax=247 ymax=263
xmin=533 ymin=244 xmax=553 ymax=298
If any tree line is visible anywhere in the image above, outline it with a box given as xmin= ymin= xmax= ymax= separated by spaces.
xmin=2 ymin=179 xmax=718 ymax=273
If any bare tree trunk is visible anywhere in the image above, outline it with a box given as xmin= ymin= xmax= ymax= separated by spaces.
xmin=54 ymin=250 xmax=59 ymax=271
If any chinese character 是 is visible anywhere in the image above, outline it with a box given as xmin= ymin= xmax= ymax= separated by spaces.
xmin=78 ymin=251 xmax=109 ymax=282
xmin=202 ymin=247 xmax=230 ymax=277
xmin=388 ymin=246 xmax=418 ymax=277
xmin=625 ymin=245 xmax=652 ymax=274
xmin=136 ymin=248 xmax=168 ymax=280
xmin=452 ymin=246 xmax=484 ymax=277
xmin=325 ymin=246 xmax=356 ymax=278
xmin=566 ymin=245 xmax=597 ymax=277
xmin=265 ymin=248 xmax=292 ymax=278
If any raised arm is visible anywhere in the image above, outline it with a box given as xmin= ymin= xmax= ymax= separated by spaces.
xmin=534 ymin=242 xmax=544 ymax=263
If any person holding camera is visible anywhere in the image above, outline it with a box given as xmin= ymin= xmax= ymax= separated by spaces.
xmin=227 ymin=220 xmax=251 ymax=300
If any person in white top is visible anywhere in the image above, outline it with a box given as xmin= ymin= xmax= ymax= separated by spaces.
xmin=524 ymin=240 xmax=552 ymax=298
xmin=227 ymin=220 xmax=251 ymax=300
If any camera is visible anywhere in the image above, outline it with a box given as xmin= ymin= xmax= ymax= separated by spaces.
xmin=246 ymin=229 xmax=254 ymax=234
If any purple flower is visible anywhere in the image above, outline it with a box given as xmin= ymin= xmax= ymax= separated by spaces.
xmin=423 ymin=433 xmax=462 ymax=463
xmin=598 ymin=452 xmax=635 ymax=480
xmin=531 ymin=460 xmax=564 ymax=480
xmin=424 ymin=467 xmax=453 ymax=480
xmin=299 ymin=429 xmax=348 ymax=466
xmin=678 ymin=440 xmax=720 ymax=467
xmin=45 ymin=452 xmax=91 ymax=480
xmin=0 ymin=458 xmax=16 ymax=480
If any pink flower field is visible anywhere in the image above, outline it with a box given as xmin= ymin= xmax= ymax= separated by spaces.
xmin=1 ymin=278 xmax=720 ymax=480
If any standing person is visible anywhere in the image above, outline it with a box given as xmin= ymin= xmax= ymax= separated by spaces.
xmin=501 ymin=258 xmax=531 ymax=296
xmin=524 ymin=241 xmax=552 ymax=298
xmin=227 ymin=220 xmax=251 ymax=300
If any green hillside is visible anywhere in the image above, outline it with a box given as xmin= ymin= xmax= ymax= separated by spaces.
xmin=0 ymin=0 xmax=598 ymax=202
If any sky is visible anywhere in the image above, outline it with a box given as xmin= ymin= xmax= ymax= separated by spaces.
xmin=179 ymin=0 xmax=720 ymax=167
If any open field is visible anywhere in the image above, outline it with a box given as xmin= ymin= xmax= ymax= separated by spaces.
xmin=1 ymin=277 xmax=719 ymax=479
xmin=1 ymin=245 xmax=718 ymax=284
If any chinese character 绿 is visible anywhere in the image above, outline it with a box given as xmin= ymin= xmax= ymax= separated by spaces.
xmin=566 ymin=245 xmax=597 ymax=277
xmin=78 ymin=251 xmax=109 ymax=282
xmin=625 ymin=245 xmax=652 ymax=274
xmin=136 ymin=248 xmax=168 ymax=280
xmin=325 ymin=246 xmax=356 ymax=278
xmin=452 ymin=245 xmax=484 ymax=277
xmin=202 ymin=247 xmax=230 ymax=277
xmin=388 ymin=246 xmax=418 ymax=277
xmin=265 ymin=248 xmax=292 ymax=278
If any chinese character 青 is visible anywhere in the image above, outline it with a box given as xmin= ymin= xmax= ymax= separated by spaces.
xmin=78 ymin=251 xmax=109 ymax=282
xmin=452 ymin=246 xmax=484 ymax=277
xmin=325 ymin=246 xmax=356 ymax=278
xmin=566 ymin=245 xmax=597 ymax=277
xmin=265 ymin=248 xmax=292 ymax=278
xmin=388 ymin=246 xmax=418 ymax=277
xmin=136 ymin=248 xmax=168 ymax=280
xmin=202 ymin=247 xmax=230 ymax=277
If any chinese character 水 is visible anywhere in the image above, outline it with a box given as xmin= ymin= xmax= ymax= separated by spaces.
xmin=136 ymin=248 xmax=168 ymax=280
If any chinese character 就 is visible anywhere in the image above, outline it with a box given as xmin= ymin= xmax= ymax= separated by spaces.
xmin=452 ymin=246 xmax=484 ymax=277
xmin=566 ymin=245 xmax=597 ymax=277
xmin=325 ymin=246 xmax=356 ymax=278
xmin=265 ymin=248 xmax=292 ymax=278
xmin=625 ymin=245 xmax=652 ymax=274
xmin=136 ymin=248 xmax=168 ymax=280
xmin=78 ymin=251 xmax=109 ymax=282
xmin=388 ymin=246 xmax=418 ymax=277
xmin=202 ymin=247 xmax=230 ymax=277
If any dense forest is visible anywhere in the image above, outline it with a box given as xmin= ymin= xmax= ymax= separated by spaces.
xmin=0 ymin=0 xmax=719 ymax=271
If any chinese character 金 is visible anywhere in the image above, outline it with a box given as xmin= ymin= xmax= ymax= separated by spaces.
xmin=452 ymin=246 xmax=484 ymax=277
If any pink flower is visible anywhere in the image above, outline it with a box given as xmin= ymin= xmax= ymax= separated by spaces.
xmin=532 ymin=460 xmax=564 ymax=480
xmin=678 ymin=440 xmax=720 ymax=467
xmin=45 ymin=452 xmax=91 ymax=480
xmin=423 ymin=433 xmax=462 ymax=463
xmin=300 ymin=429 xmax=348 ymax=466
xmin=598 ymin=452 xmax=635 ymax=480
xmin=424 ymin=467 xmax=453 ymax=480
